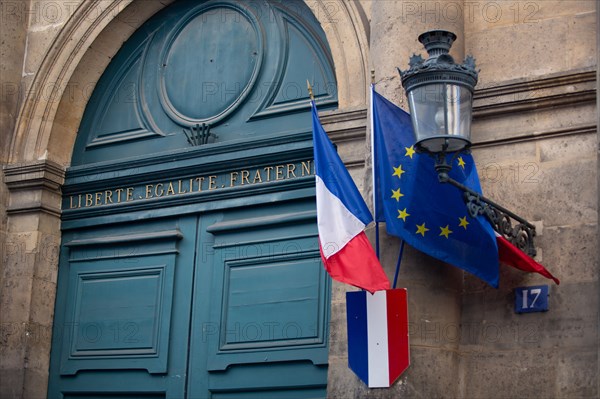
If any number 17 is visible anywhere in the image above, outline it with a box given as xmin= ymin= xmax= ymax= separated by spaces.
xmin=522 ymin=288 xmax=542 ymax=309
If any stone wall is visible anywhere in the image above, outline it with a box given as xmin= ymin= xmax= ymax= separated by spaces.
xmin=1 ymin=1 xmax=32 ymax=394
xmin=328 ymin=1 xmax=598 ymax=398
xmin=463 ymin=2 xmax=597 ymax=397
xmin=1 ymin=0 xmax=29 ymax=286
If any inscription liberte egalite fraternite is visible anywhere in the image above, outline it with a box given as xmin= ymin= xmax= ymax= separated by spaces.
xmin=67 ymin=160 xmax=314 ymax=209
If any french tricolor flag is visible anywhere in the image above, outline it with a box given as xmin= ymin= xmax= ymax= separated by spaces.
xmin=312 ymin=102 xmax=390 ymax=294
xmin=346 ymin=289 xmax=410 ymax=388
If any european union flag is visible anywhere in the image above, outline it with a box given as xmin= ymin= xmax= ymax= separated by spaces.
xmin=372 ymin=88 xmax=499 ymax=287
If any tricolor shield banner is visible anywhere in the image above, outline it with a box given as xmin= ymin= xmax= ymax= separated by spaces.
xmin=346 ymin=289 xmax=409 ymax=388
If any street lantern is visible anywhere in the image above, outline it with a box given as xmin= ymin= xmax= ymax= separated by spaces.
xmin=398 ymin=30 xmax=538 ymax=257
xmin=399 ymin=30 xmax=477 ymax=154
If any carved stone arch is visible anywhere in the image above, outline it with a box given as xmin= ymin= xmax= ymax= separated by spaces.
xmin=9 ymin=0 xmax=370 ymax=166
xmin=303 ymin=0 xmax=371 ymax=106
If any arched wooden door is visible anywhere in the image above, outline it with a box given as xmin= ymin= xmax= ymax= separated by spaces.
xmin=48 ymin=1 xmax=337 ymax=397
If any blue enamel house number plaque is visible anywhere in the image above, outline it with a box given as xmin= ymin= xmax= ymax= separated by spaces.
xmin=515 ymin=285 xmax=549 ymax=313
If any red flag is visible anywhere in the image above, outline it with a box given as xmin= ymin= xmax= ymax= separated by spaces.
xmin=319 ymin=234 xmax=390 ymax=294
xmin=496 ymin=235 xmax=559 ymax=285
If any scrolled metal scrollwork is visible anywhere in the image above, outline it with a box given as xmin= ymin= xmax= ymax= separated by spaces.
xmin=512 ymin=223 xmax=536 ymax=256
xmin=463 ymin=191 xmax=537 ymax=257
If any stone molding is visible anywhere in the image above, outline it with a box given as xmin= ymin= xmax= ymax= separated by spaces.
xmin=3 ymin=160 xmax=65 ymax=217
xmin=473 ymin=68 xmax=596 ymax=118
xmin=472 ymin=124 xmax=597 ymax=148
xmin=320 ymin=108 xmax=369 ymax=169
xmin=320 ymin=107 xmax=368 ymax=143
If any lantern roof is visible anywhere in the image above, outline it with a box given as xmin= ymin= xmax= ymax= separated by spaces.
xmin=399 ymin=30 xmax=479 ymax=92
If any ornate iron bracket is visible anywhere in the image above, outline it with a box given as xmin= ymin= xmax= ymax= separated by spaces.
xmin=183 ymin=123 xmax=217 ymax=146
xmin=437 ymin=166 xmax=537 ymax=258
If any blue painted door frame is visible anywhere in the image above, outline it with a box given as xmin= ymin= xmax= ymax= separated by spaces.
xmin=48 ymin=1 xmax=337 ymax=397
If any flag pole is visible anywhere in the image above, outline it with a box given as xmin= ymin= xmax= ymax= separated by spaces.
xmin=392 ymin=240 xmax=405 ymax=289
xmin=370 ymin=71 xmax=380 ymax=259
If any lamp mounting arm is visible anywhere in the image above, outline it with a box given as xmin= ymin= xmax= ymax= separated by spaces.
xmin=437 ymin=163 xmax=537 ymax=258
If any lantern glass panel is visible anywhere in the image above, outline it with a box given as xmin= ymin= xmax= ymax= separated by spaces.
xmin=407 ymin=83 xmax=473 ymax=153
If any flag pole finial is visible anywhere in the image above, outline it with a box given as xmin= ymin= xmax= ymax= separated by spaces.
xmin=307 ymin=80 xmax=315 ymax=101
xmin=371 ymin=69 xmax=375 ymax=85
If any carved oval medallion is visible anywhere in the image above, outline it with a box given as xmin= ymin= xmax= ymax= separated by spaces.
xmin=160 ymin=4 xmax=263 ymax=125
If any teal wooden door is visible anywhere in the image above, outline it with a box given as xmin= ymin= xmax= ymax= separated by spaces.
xmin=48 ymin=1 xmax=337 ymax=397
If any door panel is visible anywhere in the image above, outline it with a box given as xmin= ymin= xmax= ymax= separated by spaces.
xmin=188 ymin=199 xmax=330 ymax=397
xmin=48 ymin=217 xmax=197 ymax=397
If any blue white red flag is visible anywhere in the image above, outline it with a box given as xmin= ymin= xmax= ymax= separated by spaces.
xmin=346 ymin=289 xmax=410 ymax=387
xmin=312 ymin=101 xmax=390 ymax=293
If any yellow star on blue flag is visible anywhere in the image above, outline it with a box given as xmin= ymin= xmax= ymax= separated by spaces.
xmin=372 ymin=87 xmax=499 ymax=287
